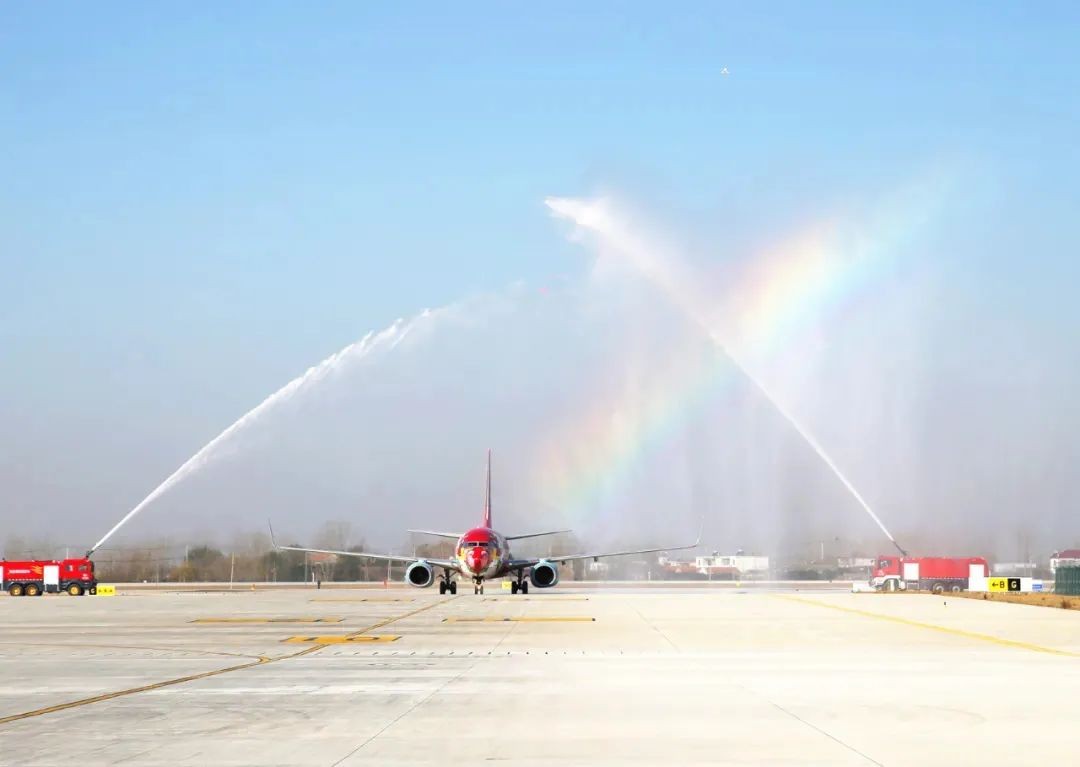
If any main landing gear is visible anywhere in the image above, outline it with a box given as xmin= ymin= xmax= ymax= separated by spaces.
xmin=438 ymin=571 xmax=458 ymax=595
xmin=510 ymin=572 xmax=528 ymax=595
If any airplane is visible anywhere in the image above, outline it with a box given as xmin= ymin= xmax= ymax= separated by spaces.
xmin=270 ymin=450 xmax=700 ymax=594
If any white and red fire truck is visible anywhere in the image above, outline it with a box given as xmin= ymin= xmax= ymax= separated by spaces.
xmin=870 ymin=554 xmax=989 ymax=593
xmin=1 ymin=558 xmax=98 ymax=596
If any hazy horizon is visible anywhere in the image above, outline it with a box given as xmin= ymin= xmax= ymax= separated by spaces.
xmin=3 ymin=4 xmax=1078 ymax=563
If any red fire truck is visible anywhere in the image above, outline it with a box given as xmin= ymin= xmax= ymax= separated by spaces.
xmin=1 ymin=558 xmax=98 ymax=596
xmin=870 ymin=554 xmax=989 ymax=593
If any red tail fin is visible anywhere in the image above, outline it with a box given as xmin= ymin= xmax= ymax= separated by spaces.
xmin=482 ymin=449 xmax=492 ymax=528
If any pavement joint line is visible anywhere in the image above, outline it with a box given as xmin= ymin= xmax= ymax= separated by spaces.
xmin=777 ymin=595 xmax=1080 ymax=657
xmin=0 ymin=597 xmax=452 ymax=728
xmin=442 ymin=616 xmax=595 ymax=622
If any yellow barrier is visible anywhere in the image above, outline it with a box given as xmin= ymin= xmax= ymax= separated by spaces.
xmin=95 ymin=584 xmax=116 ymax=596
xmin=501 ymin=580 xmax=513 ymax=591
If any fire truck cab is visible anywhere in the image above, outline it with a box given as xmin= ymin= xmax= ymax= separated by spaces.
xmin=1 ymin=558 xmax=98 ymax=597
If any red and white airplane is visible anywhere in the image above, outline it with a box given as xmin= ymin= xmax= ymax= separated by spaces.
xmin=271 ymin=450 xmax=699 ymax=594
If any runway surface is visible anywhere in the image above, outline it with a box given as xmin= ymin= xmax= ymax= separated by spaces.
xmin=1 ymin=585 xmax=1079 ymax=766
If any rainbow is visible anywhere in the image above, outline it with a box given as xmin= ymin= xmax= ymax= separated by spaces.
xmin=537 ymin=176 xmax=950 ymax=531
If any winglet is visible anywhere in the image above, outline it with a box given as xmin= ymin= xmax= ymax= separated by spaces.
xmin=267 ymin=520 xmax=280 ymax=550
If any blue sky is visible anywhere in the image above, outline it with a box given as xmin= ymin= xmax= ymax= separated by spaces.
xmin=2 ymin=3 xmax=1078 ymax=548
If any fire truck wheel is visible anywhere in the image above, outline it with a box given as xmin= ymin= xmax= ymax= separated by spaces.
xmin=950 ymin=585 xmax=962 ymax=593
xmin=931 ymin=583 xmax=945 ymax=595
xmin=8 ymin=584 xmax=23 ymax=597
xmin=25 ymin=584 xmax=42 ymax=597
xmin=67 ymin=584 xmax=84 ymax=597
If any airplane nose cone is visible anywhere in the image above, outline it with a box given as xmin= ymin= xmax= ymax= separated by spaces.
xmin=466 ymin=548 xmax=490 ymax=573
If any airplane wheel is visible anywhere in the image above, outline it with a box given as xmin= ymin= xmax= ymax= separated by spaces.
xmin=521 ymin=582 xmax=528 ymax=595
xmin=511 ymin=582 xmax=519 ymax=595
xmin=449 ymin=582 xmax=457 ymax=595
xmin=439 ymin=582 xmax=447 ymax=595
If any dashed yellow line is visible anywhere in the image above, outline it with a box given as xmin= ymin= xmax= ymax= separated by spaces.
xmin=282 ymin=635 xmax=400 ymax=644
xmin=777 ymin=595 xmax=1079 ymax=657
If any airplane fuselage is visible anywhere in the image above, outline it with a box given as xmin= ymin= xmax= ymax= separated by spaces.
xmin=455 ymin=526 xmax=511 ymax=580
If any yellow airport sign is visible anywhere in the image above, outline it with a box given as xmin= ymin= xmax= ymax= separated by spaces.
xmin=988 ymin=578 xmax=1022 ymax=592
xmin=95 ymin=584 xmax=116 ymax=596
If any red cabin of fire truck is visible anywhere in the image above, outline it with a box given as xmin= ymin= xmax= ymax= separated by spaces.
xmin=870 ymin=554 xmax=989 ymax=593
xmin=1 ymin=558 xmax=98 ymax=597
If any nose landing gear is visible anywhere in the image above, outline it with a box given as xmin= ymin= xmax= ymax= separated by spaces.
xmin=473 ymin=578 xmax=485 ymax=595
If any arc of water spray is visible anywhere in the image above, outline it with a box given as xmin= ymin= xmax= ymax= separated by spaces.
xmin=545 ymin=196 xmax=907 ymax=556
xmin=86 ymin=313 xmax=429 ymax=557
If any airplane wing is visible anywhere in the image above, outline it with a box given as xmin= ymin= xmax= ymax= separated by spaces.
xmin=505 ymin=529 xmax=572 ymax=541
xmin=507 ymin=521 xmax=701 ymax=568
xmin=407 ymin=529 xmax=464 ymax=539
xmin=269 ymin=523 xmax=460 ymax=571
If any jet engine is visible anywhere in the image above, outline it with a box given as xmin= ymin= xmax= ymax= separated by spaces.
xmin=405 ymin=560 xmax=435 ymax=588
xmin=529 ymin=560 xmax=560 ymax=589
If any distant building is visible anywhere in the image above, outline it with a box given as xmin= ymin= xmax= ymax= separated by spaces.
xmin=992 ymin=562 xmax=1038 ymax=576
xmin=658 ymin=553 xmax=769 ymax=580
xmin=837 ymin=557 xmax=874 ymax=570
xmin=1050 ymin=550 xmax=1080 ymax=574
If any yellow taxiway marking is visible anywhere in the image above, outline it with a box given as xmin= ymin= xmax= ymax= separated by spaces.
xmin=282 ymin=635 xmax=400 ymax=644
xmin=0 ymin=654 xmax=273 ymax=727
xmin=0 ymin=598 xmax=453 ymax=728
xmin=190 ymin=617 xmax=344 ymax=624
xmin=443 ymin=616 xmax=595 ymax=623
xmin=778 ymin=595 xmax=1080 ymax=658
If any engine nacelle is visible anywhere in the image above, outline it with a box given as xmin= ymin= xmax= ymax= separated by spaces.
xmin=405 ymin=560 xmax=435 ymax=588
xmin=529 ymin=560 xmax=560 ymax=589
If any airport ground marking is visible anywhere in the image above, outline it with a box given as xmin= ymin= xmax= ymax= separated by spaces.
xmin=309 ymin=597 xmax=415 ymax=603
xmin=480 ymin=597 xmax=590 ymax=602
xmin=443 ymin=616 xmax=596 ymax=623
xmin=0 ymin=655 xmax=272 ymax=727
xmin=190 ymin=617 xmax=344 ymax=624
xmin=282 ymin=635 xmax=401 ymax=644
xmin=777 ymin=595 xmax=1079 ymax=657
xmin=0 ymin=596 xmax=454 ymax=728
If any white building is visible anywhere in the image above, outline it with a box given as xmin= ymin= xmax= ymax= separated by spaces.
xmin=693 ymin=554 xmax=770 ymax=578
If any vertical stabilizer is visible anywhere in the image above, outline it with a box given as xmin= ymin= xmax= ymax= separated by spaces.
xmin=482 ymin=449 xmax=492 ymax=528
